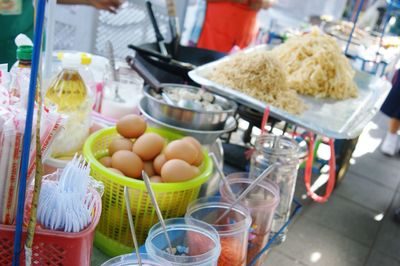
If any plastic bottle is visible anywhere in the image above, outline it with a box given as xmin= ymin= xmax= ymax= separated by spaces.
xmin=0 ymin=64 xmax=9 ymax=86
xmin=9 ymin=45 xmax=33 ymax=99
xmin=45 ymin=56 xmax=92 ymax=158
xmin=45 ymin=56 xmax=88 ymax=111
xmin=80 ymin=54 xmax=94 ymax=85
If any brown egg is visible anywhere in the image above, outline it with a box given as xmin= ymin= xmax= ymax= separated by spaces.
xmin=192 ymin=152 xmax=204 ymax=167
xmin=164 ymin=140 xmax=198 ymax=165
xmin=108 ymin=137 xmax=133 ymax=156
xmin=182 ymin=136 xmax=202 ymax=151
xmin=143 ymin=161 xmax=156 ymax=177
xmin=108 ymin=167 xmax=125 ymax=176
xmin=116 ymin=114 xmax=147 ymax=138
xmin=182 ymin=136 xmax=203 ymax=166
xmin=153 ymin=153 xmax=167 ymax=175
xmin=132 ymin=133 xmax=165 ymax=161
xmin=99 ymin=156 xmax=112 ymax=167
xmin=111 ymin=150 xmax=143 ymax=178
xmin=150 ymin=176 xmax=163 ymax=183
xmin=161 ymin=159 xmax=200 ymax=183
xmin=182 ymin=137 xmax=204 ymax=166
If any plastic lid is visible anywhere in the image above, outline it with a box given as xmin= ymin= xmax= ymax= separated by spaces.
xmin=17 ymin=45 xmax=33 ymax=61
xmin=58 ymin=53 xmax=92 ymax=66
xmin=62 ymin=54 xmax=81 ymax=68
xmin=14 ymin=34 xmax=33 ymax=46
xmin=57 ymin=52 xmax=64 ymax=61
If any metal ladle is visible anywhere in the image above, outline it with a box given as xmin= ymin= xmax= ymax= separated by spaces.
xmin=124 ymin=187 xmax=142 ymax=266
xmin=209 ymin=152 xmax=236 ymax=199
xmin=142 ymin=171 xmax=174 ymax=255
xmin=106 ymin=40 xmax=124 ymax=103
xmin=215 ymin=163 xmax=278 ymax=224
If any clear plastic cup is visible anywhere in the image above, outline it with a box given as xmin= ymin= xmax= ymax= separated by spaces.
xmin=219 ymin=173 xmax=280 ymax=266
xmin=185 ymin=197 xmax=252 ymax=266
xmin=145 ymin=218 xmax=221 ymax=266
xmin=101 ymin=253 xmax=162 ymax=266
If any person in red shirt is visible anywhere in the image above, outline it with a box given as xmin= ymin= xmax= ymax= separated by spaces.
xmin=196 ymin=0 xmax=274 ymax=53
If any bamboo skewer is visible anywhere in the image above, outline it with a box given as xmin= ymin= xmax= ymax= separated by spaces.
xmin=25 ymin=86 xmax=43 ymax=266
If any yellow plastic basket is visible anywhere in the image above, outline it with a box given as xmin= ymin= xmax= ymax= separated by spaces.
xmin=83 ymin=127 xmax=213 ymax=257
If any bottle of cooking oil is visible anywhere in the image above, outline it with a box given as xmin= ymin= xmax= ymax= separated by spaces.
xmin=45 ymin=56 xmax=87 ymax=112
xmin=45 ymin=56 xmax=92 ymax=158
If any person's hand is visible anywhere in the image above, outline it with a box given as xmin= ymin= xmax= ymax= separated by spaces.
xmin=0 ymin=0 xmax=15 ymax=11
xmin=248 ymin=0 xmax=276 ymax=11
xmin=88 ymin=0 xmax=122 ymax=13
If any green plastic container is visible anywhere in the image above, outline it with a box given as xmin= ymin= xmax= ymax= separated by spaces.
xmin=83 ymin=127 xmax=213 ymax=256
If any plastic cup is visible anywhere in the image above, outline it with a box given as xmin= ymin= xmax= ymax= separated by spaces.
xmin=145 ymin=218 xmax=221 ymax=266
xmin=219 ymin=173 xmax=280 ymax=266
xmin=101 ymin=253 xmax=162 ymax=266
xmin=185 ymin=197 xmax=252 ymax=266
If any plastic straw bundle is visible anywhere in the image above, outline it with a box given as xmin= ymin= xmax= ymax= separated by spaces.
xmin=0 ymin=107 xmax=25 ymax=224
xmin=0 ymin=85 xmax=63 ymax=225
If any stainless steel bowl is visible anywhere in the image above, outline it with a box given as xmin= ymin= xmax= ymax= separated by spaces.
xmin=143 ymin=84 xmax=237 ymax=130
xmin=140 ymin=97 xmax=237 ymax=144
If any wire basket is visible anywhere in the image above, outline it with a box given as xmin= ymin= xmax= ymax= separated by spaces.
xmin=83 ymin=127 xmax=213 ymax=257
xmin=0 ymin=190 xmax=101 ymax=266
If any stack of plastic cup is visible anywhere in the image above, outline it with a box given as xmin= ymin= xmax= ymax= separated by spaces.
xmin=185 ymin=197 xmax=252 ymax=266
xmin=220 ymin=173 xmax=280 ymax=266
xmin=145 ymin=218 xmax=221 ymax=266
xmin=101 ymin=253 xmax=162 ymax=266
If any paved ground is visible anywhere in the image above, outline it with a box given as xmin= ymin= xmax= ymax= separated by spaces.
xmin=266 ymin=113 xmax=400 ymax=266
xmin=91 ymin=113 xmax=400 ymax=265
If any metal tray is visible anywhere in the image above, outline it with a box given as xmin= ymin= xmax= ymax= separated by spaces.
xmin=188 ymin=45 xmax=391 ymax=139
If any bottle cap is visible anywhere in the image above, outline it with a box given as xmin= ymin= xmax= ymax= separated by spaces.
xmin=57 ymin=52 xmax=64 ymax=61
xmin=16 ymin=45 xmax=33 ymax=61
xmin=81 ymin=53 xmax=92 ymax=65
xmin=62 ymin=54 xmax=81 ymax=68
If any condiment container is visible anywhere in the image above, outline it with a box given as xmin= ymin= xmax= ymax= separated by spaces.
xmin=145 ymin=218 xmax=221 ymax=266
xmin=185 ymin=197 xmax=252 ymax=266
xmin=100 ymin=68 xmax=143 ymax=119
xmin=220 ymin=173 xmax=280 ymax=266
xmin=101 ymin=253 xmax=162 ymax=266
xmin=249 ymin=134 xmax=300 ymax=244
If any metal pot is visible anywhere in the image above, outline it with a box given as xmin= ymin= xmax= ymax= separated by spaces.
xmin=139 ymin=97 xmax=237 ymax=145
xmin=126 ymin=55 xmax=237 ymax=131
xmin=143 ymin=85 xmax=237 ymax=130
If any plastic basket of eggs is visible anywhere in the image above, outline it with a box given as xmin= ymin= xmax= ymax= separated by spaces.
xmin=83 ymin=114 xmax=213 ymax=257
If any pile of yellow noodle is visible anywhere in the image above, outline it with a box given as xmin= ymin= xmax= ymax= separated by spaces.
xmin=206 ymin=50 xmax=307 ymax=115
xmin=271 ymin=30 xmax=358 ymax=99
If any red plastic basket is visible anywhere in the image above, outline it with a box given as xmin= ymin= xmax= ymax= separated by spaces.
xmin=0 ymin=191 xmax=101 ymax=266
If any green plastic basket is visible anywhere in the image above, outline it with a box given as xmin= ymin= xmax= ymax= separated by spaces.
xmin=83 ymin=127 xmax=213 ymax=256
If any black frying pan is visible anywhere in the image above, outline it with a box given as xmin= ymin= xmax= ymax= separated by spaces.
xmin=128 ymin=42 xmax=226 ymax=82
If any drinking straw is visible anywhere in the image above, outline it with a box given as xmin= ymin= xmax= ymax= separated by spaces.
xmin=12 ymin=0 xmax=46 ymax=264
